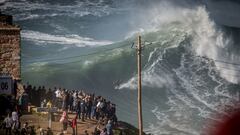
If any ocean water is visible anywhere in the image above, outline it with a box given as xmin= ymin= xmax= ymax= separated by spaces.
xmin=2 ymin=0 xmax=240 ymax=134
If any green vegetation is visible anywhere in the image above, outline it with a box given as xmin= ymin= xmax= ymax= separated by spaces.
xmin=113 ymin=121 xmax=151 ymax=135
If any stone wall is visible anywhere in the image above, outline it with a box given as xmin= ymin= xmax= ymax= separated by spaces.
xmin=0 ymin=14 xmax=21 ymax=80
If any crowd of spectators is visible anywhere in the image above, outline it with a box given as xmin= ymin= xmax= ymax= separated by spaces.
xmin=0 ymin=109 xmax=37 ymax=135
xmin=1 ymin=84 xmax=118 ymax=135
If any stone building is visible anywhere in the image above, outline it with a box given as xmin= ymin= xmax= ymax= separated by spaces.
xmin=0 ymin=12 xmax=21 ymax=80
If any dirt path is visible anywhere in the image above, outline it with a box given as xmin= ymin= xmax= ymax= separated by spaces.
xmin=20 ymin=113 xmax=98 ymax=135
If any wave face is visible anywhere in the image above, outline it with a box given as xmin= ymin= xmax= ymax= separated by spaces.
xmin=2 ymin=0 xmax=240 ymax=134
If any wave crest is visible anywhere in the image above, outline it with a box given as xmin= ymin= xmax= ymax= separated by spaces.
xmin=21 ymin=30 xmax=113 ymax=47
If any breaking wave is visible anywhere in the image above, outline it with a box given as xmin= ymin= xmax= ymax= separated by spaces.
xmin=21 ymin=30 xmax=113 ymax=47
xmin=5 ymin=0 xmax=240 ymax=135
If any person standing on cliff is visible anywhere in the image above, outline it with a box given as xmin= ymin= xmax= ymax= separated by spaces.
xmin=3 ymin=113 xmax=12 ymax=135
xmin=60 ymin=109 xmax=68 ymax=134
xmin=86 ymin=96 xmax=92 ymax=120
xmin=12 ymin=109 xmax=18 ymax=128
xmin=55 ymin=87 xmax=61 ymax=110
xmin=73 ymin=92 xmax=78 ymax=112
xmin=80 ymin=99 xmax=86 ymax=122
xmin=106 ymin=120 xmax=113 ymax=135
xmin=12 ymin=108 xmax=20 ymax=135
xmin=61 ymin=91 xmax=67 ymax=111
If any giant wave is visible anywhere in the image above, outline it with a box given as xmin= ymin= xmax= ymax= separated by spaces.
xmin=2 ymin=0 xmax=240 ymax=135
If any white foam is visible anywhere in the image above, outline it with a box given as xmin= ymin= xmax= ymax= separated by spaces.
xmin=114 ymin=3 xmax=240 ymax=134
xmin=116 ymin=66 xmax=175 ymax=90
xmin=83 ymin=60 xmax=93 ymax=66
xmin=123 ymin=0 xmax=240 ymax=84
xmin=21 ymin=30 xmax=113 ymax=47
xmin=149 ymin=105 xmax=199 ymax=135
xmin=186 ymin=7 xmax=240 ymax=84
xmin=174 ymin=54 xmax=229 ymax=114
xmin=117 ymin=30 xmax=187 ymax=90
xmin=1 ymin=0 xmax=114 ymax=21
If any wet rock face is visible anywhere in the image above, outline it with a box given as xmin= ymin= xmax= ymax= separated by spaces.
xmin=0 ymin=14 xmax=21 ymax=80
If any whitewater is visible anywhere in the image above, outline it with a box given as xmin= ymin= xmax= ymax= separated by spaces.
xmin=2 ymin=0 xmax=240 ymax=134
